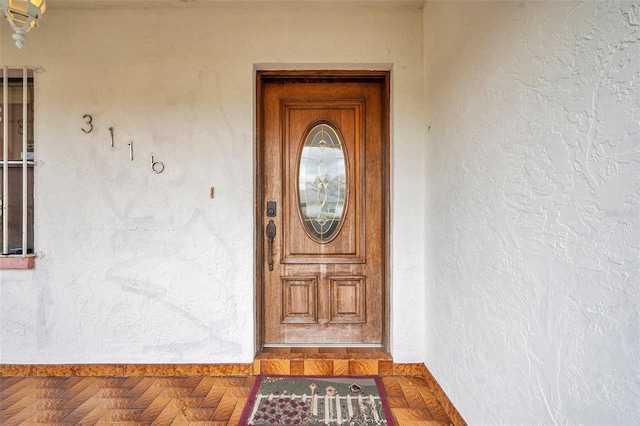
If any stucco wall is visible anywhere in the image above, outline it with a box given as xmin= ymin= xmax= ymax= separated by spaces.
xmin=424 ymin=1 xmax=639 ymax=424
xmin=0 ymin=2 xmax=426 ymax=363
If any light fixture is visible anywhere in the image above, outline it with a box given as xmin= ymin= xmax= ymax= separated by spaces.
xmin=0 ymin=0 xmax=46 ymax=49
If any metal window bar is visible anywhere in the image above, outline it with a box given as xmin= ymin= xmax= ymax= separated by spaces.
xmin=22 ymin=67 xmax=28 ymax=255
xmin=2 ymin=66 xmax=7 ymax=255
xmin=1 ymin=66 xmax=35 ymax=256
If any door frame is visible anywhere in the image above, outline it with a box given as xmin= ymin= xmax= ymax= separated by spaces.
xmin=254 ymin=70 xmax=391 ymax=352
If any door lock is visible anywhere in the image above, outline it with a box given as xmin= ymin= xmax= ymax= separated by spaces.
xmin=266 ymin=201 xmax=277 ymax=217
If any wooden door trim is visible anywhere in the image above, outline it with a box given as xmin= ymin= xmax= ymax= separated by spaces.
xmin=255 ymin=70 xmax=391 ymax=352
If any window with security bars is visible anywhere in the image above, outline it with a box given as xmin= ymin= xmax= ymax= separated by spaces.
xmin=1 ymin=67 xmax=35 ymax=257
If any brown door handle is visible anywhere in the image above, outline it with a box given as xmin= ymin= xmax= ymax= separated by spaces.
xmin=266 ymin=220 xmax=276 ymax=271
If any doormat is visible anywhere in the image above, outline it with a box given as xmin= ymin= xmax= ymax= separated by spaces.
xmin=239 ymin=376 xmax=395 ymax=426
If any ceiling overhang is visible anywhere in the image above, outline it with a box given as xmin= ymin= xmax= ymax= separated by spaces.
xmin=47 ymin=0 xmax=425 ymax=8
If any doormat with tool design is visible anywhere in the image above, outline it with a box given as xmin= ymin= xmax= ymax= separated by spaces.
xmin=239 ymin=375 xmax=395 ymax=426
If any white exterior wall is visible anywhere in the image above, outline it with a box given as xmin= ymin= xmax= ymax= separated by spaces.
xmin=0 ymin=3 xmax=426 ymax=363
xmin=424 ymin=1 xmax=639 ymax=425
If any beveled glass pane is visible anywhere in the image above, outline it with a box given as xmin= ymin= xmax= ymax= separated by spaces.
xmin=298 ymin=123 xmax=347 ymax=242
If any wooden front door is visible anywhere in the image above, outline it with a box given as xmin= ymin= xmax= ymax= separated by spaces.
xmin=256 ymin=71 xmax=389 ymax=347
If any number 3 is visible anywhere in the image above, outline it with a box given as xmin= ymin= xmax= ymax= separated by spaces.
xmin=82 ymin=114 xmax=93 ymax=133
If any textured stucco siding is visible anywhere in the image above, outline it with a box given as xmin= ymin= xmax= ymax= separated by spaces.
xmin=0 ymin=3 xmax=426 ymax=363
xmin=424 ymin=1 xmax=639 ymax=424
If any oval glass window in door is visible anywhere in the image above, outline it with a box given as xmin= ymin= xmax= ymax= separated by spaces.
xmin=298 ymin=122 xmax=347 ymax=242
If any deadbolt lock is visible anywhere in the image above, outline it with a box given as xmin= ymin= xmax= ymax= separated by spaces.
xmin=266 ymin=201 xmax=276 ymax=217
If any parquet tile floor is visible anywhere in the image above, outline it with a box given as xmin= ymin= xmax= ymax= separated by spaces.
xmin=0 ymin=375 xmax=452 ymax=425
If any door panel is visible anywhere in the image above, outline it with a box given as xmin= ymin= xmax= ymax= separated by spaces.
xmin=281 ymin=277 xmax=318 ymax=324
xmin=283 ymin=101 xmax=365 ymax=263
xmin=258 ymin=73 xmax=388 ymax=345
xmin=329 ymin=276 xmax=366 ymax=324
